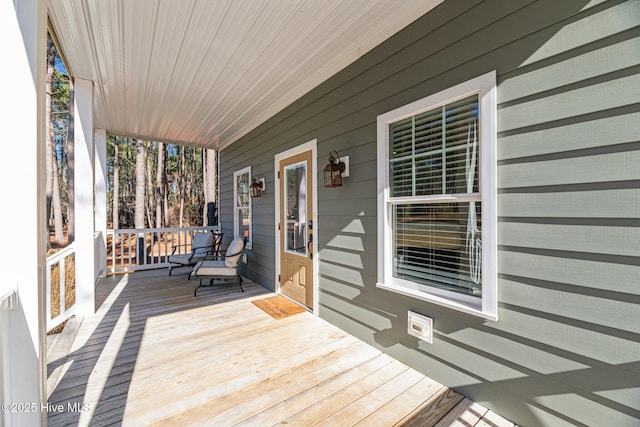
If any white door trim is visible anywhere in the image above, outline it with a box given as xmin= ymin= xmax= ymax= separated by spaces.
xmin=274 ymin=139 xmax=318 ymax=314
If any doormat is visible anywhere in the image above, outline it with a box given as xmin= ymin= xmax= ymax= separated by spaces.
xmin=252 ymin=296 xmax=307 ymax=320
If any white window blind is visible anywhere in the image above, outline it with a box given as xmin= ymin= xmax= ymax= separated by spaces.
xmin=388 ymin=95 xmax=481 ymax=297
xmin=389 ymin=95 xmax=480 ymax=198
xmin=393 ymin=201 xmax=481 ymax=295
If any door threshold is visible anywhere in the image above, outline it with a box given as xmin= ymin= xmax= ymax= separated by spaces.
xmin=277 ymin=292 xmax=313 ymax=314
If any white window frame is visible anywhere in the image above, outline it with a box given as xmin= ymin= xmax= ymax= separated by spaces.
xmin=233 ymin=166 xmax=252 ymax=249
xmin=376 ymin=71 xmax=498 ymax=320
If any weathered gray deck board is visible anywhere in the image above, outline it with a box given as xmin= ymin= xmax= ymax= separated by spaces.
xmin=47 ymin=269 xmax=513 ymax=427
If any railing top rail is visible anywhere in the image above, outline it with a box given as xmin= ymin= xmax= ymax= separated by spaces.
xmin=108 ymin=225 xmax=220 ymax=234
xmin=46 ymin=242 xmax=77 ymax=266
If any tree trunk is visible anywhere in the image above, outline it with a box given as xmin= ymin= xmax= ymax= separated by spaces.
xmin=51 ymin=144 xmax=64 ymax=243
xmin=163 ymin=144 xmax=169 ymax=227
xmin=134 ymin=139 xmax=146 ymax=229
xmin=155 ymin=142 xmax=165 ymax=228
xmin=45 ymin=36 xmax=56 ymax=244
xmin=66 ymin=79 xmax=75 ymax=242
xmin=112 ymin=139 xmax=120 ymax=231
xmin=178 ymin=146 xmax=185 ymax=227
xmin=202 ymin=149 xmax=207 ymax=225
xmin=205 ymin=149 xmax=217 ymax=226
xmin=145 ymin=141 xmax=154 ymax=228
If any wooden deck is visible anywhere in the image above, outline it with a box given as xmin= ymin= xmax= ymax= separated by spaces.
xmin=47 ymin=269 xmax=515 ymax=426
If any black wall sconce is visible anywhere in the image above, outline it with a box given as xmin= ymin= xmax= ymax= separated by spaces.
xmin=250 ymin=177 xmax=266 ymax=197
xmin=324 ymin=150 xmax=348 ymax=188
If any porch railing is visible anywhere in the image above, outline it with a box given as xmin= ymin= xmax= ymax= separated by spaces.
xmin=46 ymin=243 xmax=77 ymax=331
xmin=107 ymin=226 xmax=221 ymax=274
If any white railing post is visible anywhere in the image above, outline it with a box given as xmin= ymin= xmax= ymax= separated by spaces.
xmin=59 ymin=256 xmax=66 ymax=316
xmin=95 ymin=129 xmax=108 ymax=279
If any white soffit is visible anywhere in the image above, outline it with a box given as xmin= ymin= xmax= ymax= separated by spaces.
xmin=48 ymin=0 xmax=443 ymax=149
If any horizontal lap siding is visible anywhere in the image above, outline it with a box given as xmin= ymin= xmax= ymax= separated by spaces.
xmin=496 ymin=1 xmax=640 ymax=425
xmin=219 ymin=143 xmax=276 ymax=289
xmin=220 ymin=1 xmax=640 ymax=426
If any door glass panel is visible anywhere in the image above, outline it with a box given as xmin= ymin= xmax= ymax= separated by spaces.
xmin=285 ymin=162 xmax=307 ymax=256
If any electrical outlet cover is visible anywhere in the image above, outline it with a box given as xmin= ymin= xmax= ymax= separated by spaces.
xmin=407 ymin=311 xmax=433 ymax=343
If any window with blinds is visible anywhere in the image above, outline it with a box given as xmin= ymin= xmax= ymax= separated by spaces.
xmin=377 ymin=71 xmax=497 ymax=319
xmin=388 ymin=95 xmax=482 ymax=297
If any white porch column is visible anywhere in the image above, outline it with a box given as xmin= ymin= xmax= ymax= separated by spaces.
xmin=74 ymin=78 xmax=96 ymax=316
xmin=94 ymin=129 xmax=107 ymax=279
xmin=0 ymin=0 xmax=47 ymax=425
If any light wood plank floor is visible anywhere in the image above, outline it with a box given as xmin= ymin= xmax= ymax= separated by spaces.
xmin=47 ymin=269 xmax=514 ymax=427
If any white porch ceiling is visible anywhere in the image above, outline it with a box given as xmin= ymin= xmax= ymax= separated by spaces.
xmin=48 ymin=0 xmax=442 ymax=150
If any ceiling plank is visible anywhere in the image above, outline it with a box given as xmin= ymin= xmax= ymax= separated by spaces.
xmin=49 ymin=0 xmax=444 ymax=149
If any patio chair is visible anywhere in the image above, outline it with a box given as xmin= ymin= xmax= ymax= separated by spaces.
xmin=168 ymin=231 xmax=223 ymax=278
xmin=192 ymin=236 xmax=247 ymax=296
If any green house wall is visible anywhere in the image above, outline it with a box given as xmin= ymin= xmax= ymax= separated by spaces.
xmin=219 ymin=1 xmax=640 ymax=425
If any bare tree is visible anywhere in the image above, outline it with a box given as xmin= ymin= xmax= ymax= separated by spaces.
xmin=112 ymin=139 xmax=120 ymax=231
xmin=145 ymin=141 xmax=154 ymax=228
xmin=205 ymin=149 xmax=217 ymax=225
xmin=178 ymin=146 xmax=185 ymax=227
xmin=45 ymin=35 xmax=56 ymax=245
xmin=202 ymin=148 xmax=207 ymax=225
xmin=155 ymin=142 xmax=165 ymax=228
xmin=163 ymin=144 xmax=169 ymax=227
xmin=51 ymin=143 xmax=64 ymax=243
xmin=66 ymin=79 xmax=75 ymax=242
xmin=134 ymin=139 xmax=146 ymax=229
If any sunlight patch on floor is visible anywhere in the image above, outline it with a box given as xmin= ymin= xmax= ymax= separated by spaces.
xmin=77 ymin=302 xmax=130 ymax=426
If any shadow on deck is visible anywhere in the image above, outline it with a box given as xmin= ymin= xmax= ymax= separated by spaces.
xmin=47 ymin=269 xmax=513 ymax=426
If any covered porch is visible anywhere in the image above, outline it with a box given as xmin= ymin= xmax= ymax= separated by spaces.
xmin=7 ymin=0 xmax=636 ymax=425
xmin=46 ymin=269 xmax=512 ymax=426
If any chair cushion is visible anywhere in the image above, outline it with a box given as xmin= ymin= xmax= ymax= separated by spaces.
xmin=192 ymin=232 xmax=215 ymax=256
xmin=193 ymin=260 xmax=235 ymax=276
xmin=169 ymin=253 xmax=192 ymax=264
xmin=170 ymin=252 xmax=208 ymax=264
xmin=224 ymin=237 xmax=245 ymax=268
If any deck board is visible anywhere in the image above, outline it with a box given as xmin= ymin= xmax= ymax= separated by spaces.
xmin=47 ymin=269 xmax=512 ymax=426
xmin=435 ymin=398 xmax=488 ymax=426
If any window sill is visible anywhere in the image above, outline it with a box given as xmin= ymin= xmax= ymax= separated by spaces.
xmin=376 ymin=281 xmax=498 ymax=321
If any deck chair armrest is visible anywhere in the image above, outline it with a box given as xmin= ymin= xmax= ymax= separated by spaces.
xmin=201 ymin=246 xmax=221 ymax=259
xmin=193 ymin=244 xmax=223 ymax=260
xmin=171 ymin=244 xmax=217 ymax=258
xmin=219 ymin=247 xmax=245 ymax=261
xmin=170 ymin=243 xmax=190 ymax=254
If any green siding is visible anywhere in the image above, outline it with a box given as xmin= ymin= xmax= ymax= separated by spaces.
xmin=498 ymin=111 xmax=640 ymax=159
xmin=220 ymin=1 xmax=640 ymax=425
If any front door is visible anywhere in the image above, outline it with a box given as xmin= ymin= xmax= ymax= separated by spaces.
xmin=279 ymin=150 xmax=314 ymax=308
